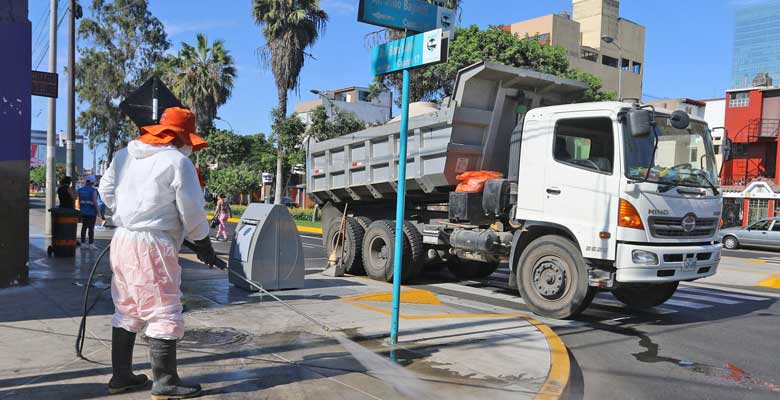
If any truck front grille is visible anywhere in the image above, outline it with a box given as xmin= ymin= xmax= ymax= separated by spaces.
xmin=648 ymin=216 xmax=718 ymax=238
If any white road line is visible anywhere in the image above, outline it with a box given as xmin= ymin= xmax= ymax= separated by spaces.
xmin=671 ymin=292 xmax=741 ymax=305
xmin=302 ymin=244 xmax=323 ymax=249
xmin=430 ymin=282 xmax=525 ymax=304
xmin=593 ymin=296 xmax=678 ymax=314
xmin=663 ymin=299 xmax=712 ymax=309
xmin=682 ymin=282 xmax=780 ymax=299
xmin=300 ymin=234 xmax=323 ymax=240
xmin=491 ymin=271 xmax=510 ymax=279
xmin=677 ymin=286 xmax=770 ymax=301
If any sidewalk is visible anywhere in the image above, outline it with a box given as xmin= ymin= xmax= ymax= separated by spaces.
xmin=0 ymin=203 xmax=567 ymax=399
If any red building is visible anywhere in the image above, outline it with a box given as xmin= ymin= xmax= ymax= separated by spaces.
xmin=721 ymin=81 xmax=780 ymax=227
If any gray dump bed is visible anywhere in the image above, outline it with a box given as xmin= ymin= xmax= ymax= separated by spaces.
xmin=306 ymin=62 xmax=588 ymax=205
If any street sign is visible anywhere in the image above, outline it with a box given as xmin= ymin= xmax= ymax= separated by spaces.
xmin=31 ymin=70 xmax=58 ymax=98
xmin=358 ymin=0 xmax=454 ymax=33
xmin=371 ymin=28 xmax=447 ymax=76
xmin=119 ymin=77 xmax=183 ymax=128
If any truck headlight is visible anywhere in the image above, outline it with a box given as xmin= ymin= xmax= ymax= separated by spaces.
xmin=632 ymin=250 xmax=659 ymax=265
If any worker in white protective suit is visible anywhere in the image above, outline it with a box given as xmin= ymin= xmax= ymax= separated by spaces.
xmin=99 ymin=107 xmax=217 ymax=399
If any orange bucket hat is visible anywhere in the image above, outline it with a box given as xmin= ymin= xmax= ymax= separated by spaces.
xmin=138 ymin=107 xmax=207 ymax=151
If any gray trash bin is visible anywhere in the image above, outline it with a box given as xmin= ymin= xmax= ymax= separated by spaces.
xmin=228 ymin=204 xmax=305 ymax=291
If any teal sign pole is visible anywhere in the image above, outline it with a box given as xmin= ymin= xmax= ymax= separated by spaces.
xmin=390 ymin=68 xmax=411 ymax=345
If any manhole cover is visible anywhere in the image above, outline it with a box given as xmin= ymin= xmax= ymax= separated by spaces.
xmin=177 ymin=327 xmax=252 ymax=349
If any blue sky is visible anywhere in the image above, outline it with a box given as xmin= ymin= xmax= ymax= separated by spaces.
xmin=29 ymin=0 xmax=755 ymax=169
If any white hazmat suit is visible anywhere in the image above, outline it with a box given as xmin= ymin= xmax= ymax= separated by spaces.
xmin=99 ymin=140 xmax=209 ymax=339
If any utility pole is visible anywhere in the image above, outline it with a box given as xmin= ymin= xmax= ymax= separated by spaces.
xmin=45 ymin=0 xmax=58 ymax=235
xmin=66 ymin=0 xmax=77 ymax=180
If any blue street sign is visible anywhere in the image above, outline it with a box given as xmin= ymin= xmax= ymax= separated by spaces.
xmin=358 ymin=0 xmax=454 ymax=33
xmin=371 ymin=28 xmax=446 ymax=76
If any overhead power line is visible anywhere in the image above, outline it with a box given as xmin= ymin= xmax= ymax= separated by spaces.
xmin=34 ymin=3 xmax=68 ymax=71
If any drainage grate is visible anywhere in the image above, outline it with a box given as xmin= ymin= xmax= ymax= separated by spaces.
xmin=177 ymin=327 xmax=253 ymax=349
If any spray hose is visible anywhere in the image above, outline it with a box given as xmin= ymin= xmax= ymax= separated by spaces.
xmin=76 ymin=239 xmax=332 ymax=358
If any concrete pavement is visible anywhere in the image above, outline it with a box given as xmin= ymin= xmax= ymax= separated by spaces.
xmin=0 ymin=200 xmax=565 ymax=399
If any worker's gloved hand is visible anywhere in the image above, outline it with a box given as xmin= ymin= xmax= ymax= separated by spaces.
xmin=192 ymin=237 xmax=219 ymax=268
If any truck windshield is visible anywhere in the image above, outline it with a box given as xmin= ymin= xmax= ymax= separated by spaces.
xmin=624 ymin=115 xmax=718 ymax=189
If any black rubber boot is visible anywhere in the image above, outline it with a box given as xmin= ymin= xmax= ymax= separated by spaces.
xmin=149 ymin=338 xmax=202 ymax=399
xmin=108 ymin=327 xmax=149 ymax=394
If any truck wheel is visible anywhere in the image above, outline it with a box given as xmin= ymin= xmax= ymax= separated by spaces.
xmin=516 ymin=235 xmax=595 ymax=319
xmin=612 ymin=282 xmax=679 ymax=309
xmin=362 ymin=220 xmax=415 ymax=282
xmin=722 ymin=235 xmax=739 ymax=250
xmin=447 ymin=258 xmax=500 ymax=280
xmin=402 ymin=222 xmax=424 ymax=280
xmin=325 ymin=218 xmax=366 ymax=275
xmin=353 ymin=216 xmax=372 ymax=231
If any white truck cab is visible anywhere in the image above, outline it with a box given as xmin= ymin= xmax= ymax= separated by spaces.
xmin=511 ymin=101 xmax=721 ymax=317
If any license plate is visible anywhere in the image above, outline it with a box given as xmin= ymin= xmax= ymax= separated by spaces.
xmin=683 ymin=257 xmax=697 ymax=272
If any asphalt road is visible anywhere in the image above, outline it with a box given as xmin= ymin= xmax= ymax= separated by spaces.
xmin=213 ymin=219 xmax=780 ymax=399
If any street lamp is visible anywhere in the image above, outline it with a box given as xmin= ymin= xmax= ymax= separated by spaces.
xmin=602 ymin=36 xmax=623 ymax=100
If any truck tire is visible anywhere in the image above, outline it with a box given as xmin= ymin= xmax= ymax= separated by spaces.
xmin=722 ymin=235 xmax=739 ymax=250
xmin=353 ymin=216 xmax=373 ymax=232
xmin=612 ymin=282 xmax=679 ymax=309
xmin=402 ymin=221 xmax=424 ymax=280
xmin=362 ymin=220 xmax=417 ymax=283
xmin=516 ymin=235 xmax=596 ymax=319
xmin=447 ymin=258 xmax=500 ymax=280
xmin=324 ymin=218 xmax=366 ymax=275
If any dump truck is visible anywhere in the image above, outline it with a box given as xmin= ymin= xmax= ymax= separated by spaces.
xmin=306 ymin=62 xmax=722 ymax=318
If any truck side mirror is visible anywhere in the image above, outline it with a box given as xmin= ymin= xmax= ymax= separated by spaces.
xmin=627 ymin=109 xmax=651 ymax=137
xmin=670 ymin=110 xmax=691 ymax=130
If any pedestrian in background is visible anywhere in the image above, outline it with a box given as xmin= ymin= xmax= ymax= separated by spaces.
xmin=78 ymin=175 xmax=102 ymax=249
xmin=57 ymin=176 xmax=76 ymax=209
xmin=213 ymin=193 xmax=232 ymax=241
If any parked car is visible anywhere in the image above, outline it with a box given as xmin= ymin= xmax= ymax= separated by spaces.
xmin=717 ymin=217 xmax=780 ymax=249
xmin=268 ymin=197 xmax=298 ymax=208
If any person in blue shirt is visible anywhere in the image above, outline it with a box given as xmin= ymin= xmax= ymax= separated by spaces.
xmin=78 ymin=175 xmax=103 ymax=249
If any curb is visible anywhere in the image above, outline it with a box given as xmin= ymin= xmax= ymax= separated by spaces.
xmin=206 ymin=214 xmax=323 ymax=234
xmin=342 ymin=286 xmax=571 ymax=399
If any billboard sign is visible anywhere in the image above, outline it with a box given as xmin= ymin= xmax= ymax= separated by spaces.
xmin=371 ymin=28 xmax=447 ymax=76
xmin=358 ymin=0 xmax=454 ymax=33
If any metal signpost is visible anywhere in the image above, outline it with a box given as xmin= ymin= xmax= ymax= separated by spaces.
xmin=358 ymin=0 xmax=454 ymax=33
xmin=361 ymin=3 xmax=451 ymax=345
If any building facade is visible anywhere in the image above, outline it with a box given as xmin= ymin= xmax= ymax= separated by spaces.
xmin=502 ymin=0 xmax=645 ymax=100
xmin=720 ymin=82 xmax=780 ymax=227
xmin=732 ymin=0 xmax=780 ymax=89
xmin=30 ymin=130 xmax=84 ymax=174
xmin=294 ymin=86 xmax=392 ymax=126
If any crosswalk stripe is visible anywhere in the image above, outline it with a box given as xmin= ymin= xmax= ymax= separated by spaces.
xmin=678 ymin=286 xmax=770 ymax=301
xmin=591 ymin=297 xmax=678 ymax=314
xmin=672 ymin=292 xmax=741 ymax=305
xmin=663 ymin=299 xmax=713 ymax=309
xmin=430 ymin=282 xmax=525 ymax=304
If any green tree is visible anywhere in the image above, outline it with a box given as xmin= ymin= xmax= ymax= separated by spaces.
xmin=163 ymin=34 xmax=237 ymax=135
xmin=197 ymin=128 xmax=249 ymax=171
xmin=375 ymin=25 xmax=613 ymax=103
xmin=270 ymin=109 xmax=307 ymax=191
xmin=30 ymin=166 xmax=46 ymax=187
xmin=252 ymin=0 xmax=328 ymax=204
xmin=76 ymin=0 xmax=169 ymax=163
xmin=307 ymin=105 xmax=366 ymax=141
xmin=206 ymin=165 xmax=260 ymax=205
xmin=245 ymin=133 xmax=278 ymax=174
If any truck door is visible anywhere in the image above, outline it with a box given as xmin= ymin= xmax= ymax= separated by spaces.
xmin=543 ymin=113 xmax=620 ymax=260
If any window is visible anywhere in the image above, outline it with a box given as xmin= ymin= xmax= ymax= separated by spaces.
xmin=621 ymin=58 xmax=630 ymax=71
xmin=581 ymin=48 xmax=599 ymax=62
xmin=714 ymin=145 xmax=721 ymax=155
xmin=358 ymin=90 xmax=371 ymax=102
xmin=632 ymin=61 xmax=642 ymax=74
xmin=602 ymin=55 xmax=619 ymax=68
xmin=772 ymin=221 xmax=780 ymax=232
xmin=729 ymin=92 xmax=750 ymax=108
xmin=690 ymin=148 xmax=698 ymax=162
xmin=553 ymin=117 xmax=614 ymax=174
xmin=535 ymin=33 xmax=550 ymax=45
xmin=749 ymin=218 xmax=771 ymax=231
xmin=732 ymin=143 xmax=748 ymax=156
xmin=748 ymin=199 xmax=769 ymax=225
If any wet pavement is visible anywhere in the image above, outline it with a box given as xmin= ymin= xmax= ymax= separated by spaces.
xmin=0 ymin=200 xmax=558 ymax=399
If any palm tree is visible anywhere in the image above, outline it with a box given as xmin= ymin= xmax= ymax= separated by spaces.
xmin=165 ymin=33 xmax=237 ymax=135
xmin=252 ymin=0 xmax=328 ymax=204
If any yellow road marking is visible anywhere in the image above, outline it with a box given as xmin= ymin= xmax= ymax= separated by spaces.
xmin=347 ymin=289 xmax=441 ymax=305
xmin=341 ymin=292 xmax=570 ymax=399
xmin=206 ymin=215 xmax=323 ymax=234
xmin=757 ymin=275 xmax=780 ymax=289
xmin=749 ymin=259 xmax=767 ymax=264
